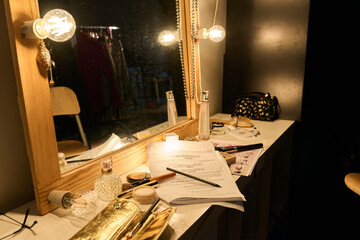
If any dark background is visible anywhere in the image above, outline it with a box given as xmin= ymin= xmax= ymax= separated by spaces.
xmin=289 ymin=0 xmax=360 ymax=238
xmin=224 ymin=0 xmax=360 ymax=238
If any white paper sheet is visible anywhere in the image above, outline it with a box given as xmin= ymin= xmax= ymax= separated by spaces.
xmin=61 ymin=134 xmax=127 ymax=171
xmin=67 ymin=133 xmax=125 ymax=161
xmin=147 ymin=141 xmax=245 ymax=205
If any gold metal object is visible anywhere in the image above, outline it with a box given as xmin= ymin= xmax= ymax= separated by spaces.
xmin=70 ymin=198 xmax=176 ymax=240
xmin=36 ymin=41 xmax=54 ymax=86
xmin=36 ymin=42 xmax=51 ymax=70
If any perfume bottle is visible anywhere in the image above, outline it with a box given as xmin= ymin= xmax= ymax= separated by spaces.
xmin=198 ymin=90 xmax=210 ymax=140
xmin=94 ymin=158 xmax=123 ymax=201
xmin=58 ymin=152 xmax=67 ymax=168
xmin=166 ymin=91 xmax=178 ymax=126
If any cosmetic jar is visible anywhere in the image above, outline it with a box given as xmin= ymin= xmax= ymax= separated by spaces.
xmin=132 ymin=186 xmax=157 ymax=204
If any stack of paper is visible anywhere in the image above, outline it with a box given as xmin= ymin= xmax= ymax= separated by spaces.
xmin=147 ymin=141 xmax=246 ymax=205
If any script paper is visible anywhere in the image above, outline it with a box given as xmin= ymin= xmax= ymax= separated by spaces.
xmin=61 ymin=134 xmax=127 ymax=171
xmin=147 ymin=141 xmax=245 ymax=205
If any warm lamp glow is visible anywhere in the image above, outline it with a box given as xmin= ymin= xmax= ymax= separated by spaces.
xmin=22 ymin=9 xmax=76 ymax=42
xmin=208 ymin=25 xmax=226 ymax=42
xmin=43 ymin=9 xmax=76 ymax=42
xmin=158 ymin=30 xmax=178 ymax=46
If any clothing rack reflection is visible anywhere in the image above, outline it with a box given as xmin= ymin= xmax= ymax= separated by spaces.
xmin=78 ymin=26 xmax=119 ymax=30
xmin=76 ymin=25 xmax=130 ymax=121
xmin=78 ymin=26 xmax=120 ymax=39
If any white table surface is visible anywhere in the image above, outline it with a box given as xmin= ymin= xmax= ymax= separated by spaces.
xmin=0 ymin=115 xmax=294 ymax=240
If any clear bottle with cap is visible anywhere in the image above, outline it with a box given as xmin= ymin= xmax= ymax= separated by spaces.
xmin=94 ymin=158 xmax=123 ymax=201
xmin=166 ymin=90 xmax=178 ymax=126
xmin=198 ymin=90 xmax=210 ymax=140
xmin=58 ymin=152 xmax=67 ymax=168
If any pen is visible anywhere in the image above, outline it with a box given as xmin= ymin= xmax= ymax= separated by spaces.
xmin=118 ymin=180 xmax=158 ymax=198
xmin=215 ymin=143 xmax=263 ymax=152
xmin=166 ymin=167 xmax=222 ymax=188
xmin=126 ymin=198 xmax=160 ymax=239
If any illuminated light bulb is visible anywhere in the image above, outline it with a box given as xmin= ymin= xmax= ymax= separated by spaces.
xmin=208 ymin=25 xmax=226 ymax=42
xmin=158 ymin=30 xmax=178 ymax=46
xmin=43 ymin=9 xmax=76 ymax=42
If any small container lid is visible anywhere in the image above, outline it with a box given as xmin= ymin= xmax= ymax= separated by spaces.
xmin=166 ymin=91 xmax=175 ymax=101
xmin=132 ymin=186 xmax=157 ymax=204
xmin=58 ymin=152 xmax=65 ymax=160
xmin=101 ymin=158 xmax=113 ymax=173
xmin=126 ymin=172 xmax=151 ymax=183
xmin=200 ymin=90 xmax=209 ymax=102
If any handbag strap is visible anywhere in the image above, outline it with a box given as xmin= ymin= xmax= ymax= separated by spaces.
xmin=235 ymin=92 xmax=271 ymax=98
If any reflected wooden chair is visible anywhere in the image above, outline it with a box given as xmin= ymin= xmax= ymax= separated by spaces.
xmin=345 ymin=173 xmax=360 ymax=196
xmin=50 ymin=86 xmax=89 ymax=158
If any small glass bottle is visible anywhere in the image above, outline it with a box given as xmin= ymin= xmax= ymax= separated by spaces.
xmin=198 ymin=90 xmax=210 ymax=140
xmin=94 ymin=158 xmax=123 ymax=201
xmin=58 ymin=152 xmax=67 ymax=168
xmin=166 ymin=91 xmax=178 ymax=126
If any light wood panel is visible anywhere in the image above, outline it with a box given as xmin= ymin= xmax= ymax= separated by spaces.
xmin=345 ymin=173 xmax=360 ymax=196
xmin=4 ymin=0 xmax=60 ymax=197
xmin=4 ymin=0 xmax=198 ymax=215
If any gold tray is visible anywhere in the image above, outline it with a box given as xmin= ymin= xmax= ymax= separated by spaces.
xmin=71 ymin=198 xmax=176 ymax=240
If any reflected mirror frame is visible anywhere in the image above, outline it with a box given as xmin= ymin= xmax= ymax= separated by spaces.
xmin=42 ymin=0 xmax=189 ymax=174
xmin=4 ymin=0 xmax=199 ymax=215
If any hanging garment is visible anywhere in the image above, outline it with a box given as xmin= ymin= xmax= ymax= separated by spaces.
xmin=111 ymin=39 xmax=133 ymax=105
xmin=77 ymin=32 xmax=122 ymax=112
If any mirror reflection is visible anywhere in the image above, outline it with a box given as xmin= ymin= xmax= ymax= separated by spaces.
xmin=39 ymin=0 xmax=187 ymax=171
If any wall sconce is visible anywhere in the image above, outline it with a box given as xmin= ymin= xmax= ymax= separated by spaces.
xmin=158 ymin=30 xmax=179 ymax=46
xmin=195 ymin=25 xmax=226 ymax=42
xmin=22 ymin=9 xmax=76 ymax=42
xmin=193 ymin=0 xmax=226 ymax=43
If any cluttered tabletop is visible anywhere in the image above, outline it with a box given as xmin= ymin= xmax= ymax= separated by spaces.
xmin=0 ymin=114 xmax=294 ymax=240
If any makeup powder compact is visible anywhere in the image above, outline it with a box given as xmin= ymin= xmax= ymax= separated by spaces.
xmin=126 ymin=172 xmax=151 ymax=184
xmin=132 ymin=186 xmax=157 ymax=204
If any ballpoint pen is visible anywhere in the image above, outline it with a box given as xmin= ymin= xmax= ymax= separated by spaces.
xmin=215 ymin=143 xmax=263 ymax=152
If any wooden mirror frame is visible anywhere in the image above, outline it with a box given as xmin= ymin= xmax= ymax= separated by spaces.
xmin=4 ymin=0 xmax=200 ymax=215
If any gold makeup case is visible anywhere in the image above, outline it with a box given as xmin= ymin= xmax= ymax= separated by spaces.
xmin=70 ymin=198 xmax=176 ymax=240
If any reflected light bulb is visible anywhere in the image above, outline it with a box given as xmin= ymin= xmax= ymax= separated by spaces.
xmin=43 ymin=9 xmax=76 ymax=42
xmin=208 ymin=25 xmax=226 ymax=42
xmin=158 ymin=30 xmax=178 ymax=46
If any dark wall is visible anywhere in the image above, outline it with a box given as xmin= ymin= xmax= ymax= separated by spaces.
xmin=288 ymin=0 xmax=360 ymax=238
xmin=223 ymin=0 xmax=310 ymax=121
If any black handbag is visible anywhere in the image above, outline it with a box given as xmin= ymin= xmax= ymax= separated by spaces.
xmin=231 ymin=92 xmax=280 ymax=121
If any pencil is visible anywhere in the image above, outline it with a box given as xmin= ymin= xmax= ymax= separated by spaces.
xmin=166 ymin=167 xmax=222 ymax=188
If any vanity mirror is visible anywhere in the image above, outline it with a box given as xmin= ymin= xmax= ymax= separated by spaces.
xmin=5 ymin=0 xmax=201 ymax=215
xmin=37 ymin=0 xmax=188 ymax=172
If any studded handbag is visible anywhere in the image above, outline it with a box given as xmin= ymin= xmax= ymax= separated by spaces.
xmin=231 ymin=92 xmax=280 ymax=121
